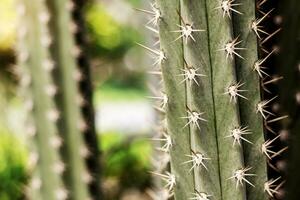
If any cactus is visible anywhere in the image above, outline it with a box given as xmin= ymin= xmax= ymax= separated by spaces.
xmin=16 ymin=0 xmax=66 ymax=199
xmin=137 ymin=0 xmax=293 ymax=199
xmin=16 ymin=0 xmax=101 ymax=199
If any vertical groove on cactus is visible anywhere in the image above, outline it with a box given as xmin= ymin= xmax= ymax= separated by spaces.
xmin=205 ymin=1 xmax=246 ymax=199
xmin=45 ymin=0 xmax=92 ymax=199
xmin=16 ymin=0 xmax=65 ymax=199
xmin=154 ymin=0 xmax=195 ymax=198
xmin=179 ymin=0 xmax=222 ymax=198
xmin=70 ymin=0 xmax=103 ymax=198
xmin=232 ymin=0 xmax=269 ymax=199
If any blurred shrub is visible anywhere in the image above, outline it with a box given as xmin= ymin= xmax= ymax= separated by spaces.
xmin=85 ymin=3 xmax=140 ymax=59
xmin=0 ymin=130 xmax=28 ymax=200
xmin=101 ymin=133 xmax=152 ymax=190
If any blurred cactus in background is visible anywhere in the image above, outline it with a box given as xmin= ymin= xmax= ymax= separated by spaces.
xmin=137 ymin=0 xmax=299 ymax=199
xmin=15 ymin=0 xmax=101 ymax=199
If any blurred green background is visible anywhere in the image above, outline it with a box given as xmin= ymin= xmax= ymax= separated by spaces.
xmin=0 ymin=0 xmax=156 ymax=199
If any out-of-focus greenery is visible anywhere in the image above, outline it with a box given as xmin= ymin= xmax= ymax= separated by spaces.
xmin=0 ymin=130 xmax=28 ymax=200
xmin=85 ymin=3 xmax=141 ymax=59
xmin=101 ymin=133 xmax=152 ymax=189
xmin=0 ymin=0 xmax=16 ymax=52
xmin=94 ymin=85 xmax=146 ymax=103
xmin=0 ymin=130 xmax=152 ymax=200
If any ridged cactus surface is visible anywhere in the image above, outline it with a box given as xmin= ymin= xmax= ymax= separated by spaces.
xmin=16 ymin=0 xmax=66 ymax=199
xmin=137 ymin=0 xmax=291 ymax=199
xmin=16 ymin=0 xmax=101 ymax=199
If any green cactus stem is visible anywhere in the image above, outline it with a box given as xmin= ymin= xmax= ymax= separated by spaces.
xmin=70 ymin=0 xmax=103 ymax=197
xmin=16 ymin=0 xmax=65 ymax=199
xmin=45 ymin=0 xmax=93 ymax=199
xmin=154 ymin=0 xmax=195 ymax=198
xmin=232 ymin=0 xmax=269 ymax=199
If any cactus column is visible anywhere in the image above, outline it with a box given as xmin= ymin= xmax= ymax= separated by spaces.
xmin=232 ymin=0 xmax=268 ymax=199
xmin=16 ymin=0 xmax=65 ymax=199
xmin=146 ymin=0 xmax=272 ymax=199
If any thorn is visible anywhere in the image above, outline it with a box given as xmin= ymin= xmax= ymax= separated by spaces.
xmin=224 ymin=82 xmax=248 ymax=103
xmin=179 ymin=61 xmax=206 ymax=85
xmin=147 ymin=70 xmax=162 ymax=76
xmin=145 ymin=25 xmax=159 ymax=34
xmin=182 ymin=108 xmax=207 ymax=130
xmin=256 ymin=96 xmax=277 ymax=119
xmin=261 ymin=135 xmax=281 ymax=159
xmin=228 ymin=167 xmax=255 ymax=188
xmin=215 ymin=0 xmax=242 ymax=19
xmin=262 ymin=76 xmax=283 ymax=93
xmin=271 ymin=146 xmax=288 ymax=159
xmin=151 ymin=132 xmax=172 ymax=152
xmin=253 ymin=50 xmax=274 ymax=78
xmin=266 ymin=115 xmax=288 ymax=124
xmin=218 ymin=37 xmax=245 ymax=59
xmin=147 ymin=92 xmax=168 ymax=109
xmin=261 ymin=28 xmax=281 ymax=44
xmin=136 ymin=43 xmax=166 ymax=65
xmin=264 ymin=177 xmax=281 ymax=197
xmin=150 ymin=171 xmax=176 ymax=191
xmin=135 ymin=3 xmax=161 ymax=26
xmin=225 ymin=126 xmax=252 ymax=146
xmin=171 ymin=21 xmax=205 ymax=44
xmin=182 ymin=150 xmax=211 ymax=172
xmin=190 ymin=190 xmax=212 ymax=200
xmin=251 ymin=9 xmax=273 ymax=38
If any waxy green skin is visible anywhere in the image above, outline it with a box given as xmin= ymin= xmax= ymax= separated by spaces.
xmin=154 ymin=0 xmax=268 ymax=199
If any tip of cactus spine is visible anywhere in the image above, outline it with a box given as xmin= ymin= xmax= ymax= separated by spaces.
xmin=215 ymin=0 xmax=242 ymax=19
xmin=182 ymin=150 xmax=211 ymax=172
xmin=228 ymin=167 xmax=255 ymax=188
xmin=190 ymin=190 xmax=212 ymax=200
xmin=218 ymin=37 xmax=245 ymax=60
